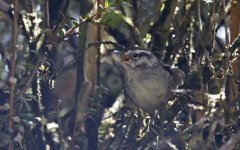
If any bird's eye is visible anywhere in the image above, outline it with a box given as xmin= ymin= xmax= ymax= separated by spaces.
xmin=131 ymin=53 xmax=139 ymax=59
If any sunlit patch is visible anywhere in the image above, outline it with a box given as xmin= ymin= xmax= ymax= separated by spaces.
xmin=206 ymin=88 xmax=225 ymax=106
xmin=216 ymin=26 xmax=229 ymax=45
xmin=47 ymin=122 xmax=59 ymax=131
xmin=203 ymin=0 xmax=213 ymax=3
xmin=187 ymin=104 xmax=204 ymax=111
xmin=143 ymin=33 xmax=152 ymax=43
xmin=99 ymin=94 xmax=124 ymax=141
xmin=21 ymin=10 xmax=42 ymax=42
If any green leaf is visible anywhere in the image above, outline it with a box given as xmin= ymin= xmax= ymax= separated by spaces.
xmin=58 ymin=29 xmax=65 ymax=37
xmin=79 ymin=16 xmax=84 ymax=22
xmin=45 ymin=29 xmax=52 ymax=36
xmin=72 ymin=20 xmax=79 ymax=27
xmin=105 ymin=0 xmax=109 ymax=7
xmin=100 ymin=10 xmax=123 ymax=28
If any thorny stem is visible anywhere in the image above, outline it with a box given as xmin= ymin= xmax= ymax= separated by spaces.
xmin=62 ymin=6 xmax=109 ymax=39
xmin=8 ymin=0 xmax=18 ymax=150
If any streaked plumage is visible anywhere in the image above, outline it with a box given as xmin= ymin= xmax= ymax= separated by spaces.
xmin=113 ymin=48 xmax=184 ymax=115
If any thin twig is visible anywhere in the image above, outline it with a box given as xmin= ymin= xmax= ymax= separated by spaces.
xmin=62 ymin=6 xmax=109 ymax=39
xmin=8 ymin=0 xmax=18 ymax=150
xmin=56 ymin=99 xmax=64 ymax=150
xmin=44 ymin=0 xmax=50 ymax=28
xmin=19 ymin=58 xmax=41 ymax=95
xmin=222 ymin=0 xmax=229 ymax=47
xmin=70 ymin=82 xmax=91 ymax=150
xmin=229 ymin=33 xmax=240 ymax=53
xmin=197 ymin=0 xmax=202 ymax=30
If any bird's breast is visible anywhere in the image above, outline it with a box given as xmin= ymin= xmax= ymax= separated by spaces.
xmin=124 ymin=68 xmax=172 ymax=113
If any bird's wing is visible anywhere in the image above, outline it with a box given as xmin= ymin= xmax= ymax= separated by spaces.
xmin=163 ymin=65 xmax=185 ymax=88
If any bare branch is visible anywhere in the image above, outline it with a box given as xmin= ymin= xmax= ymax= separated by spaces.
xmin=8 ymin=0 xmax=19 ymax=149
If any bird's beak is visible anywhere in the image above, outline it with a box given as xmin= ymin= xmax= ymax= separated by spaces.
xmin=112 ymin=51 xmax=129 ymax=63
xmin=112 ymin=51 xmax=131 ymax=71
xmin=120 ymin=53 xmax=130 ymax=62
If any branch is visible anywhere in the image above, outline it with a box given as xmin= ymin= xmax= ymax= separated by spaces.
xmin=149 ymin=0 xmax=178 ymax=55
xmin=44 ymin=0 xmax=50 ymax=28
xmin=229 ymin=33 xmax=240 ymax=53
xmin=19 ymin=58 xmax=42 ymax=95
xmin=62 ymin=6 xmax=109 ymax=39
xmin=8 ymin=0 xmax=18 ymax=150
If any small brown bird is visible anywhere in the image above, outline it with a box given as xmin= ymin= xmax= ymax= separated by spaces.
xmin=113 ymin=48 xmax=185 ymax=116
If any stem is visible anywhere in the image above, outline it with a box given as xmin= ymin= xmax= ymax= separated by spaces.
xmin=8 ymin=0 xmax=18 ymax=149
xmin=19 ymin=59 xmax=41 ymax=95
xmin=56 ymin=99 xmax=64 ymax=150
xmin=62 ymin=6 xmax=109 ymax=39
xmin=44 ymin=0 xmax=50 ymax=28
xmin=197 ymin=0 xmax=202 ymax=30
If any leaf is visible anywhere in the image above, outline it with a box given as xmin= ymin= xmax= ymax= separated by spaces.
xmin=72 ymin=20 xmax=79 ymax=27
xmin=100 ymin=10 xmax=123 ymax=28
xmin=58 ymin=29 xmax=65 ymax=37
xmin=0 ymin=103 xmax=9 ymax=111
xmin=105 ymin=0 xmax=109 ymax=7
xmin=79 ymin=16 xmax=84 ymax=22
xmin=45 ymin=29 xmax=52 ymax=36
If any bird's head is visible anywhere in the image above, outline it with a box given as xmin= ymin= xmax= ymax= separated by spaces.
xmin=112 ymin=48 xmax=160 ymax=70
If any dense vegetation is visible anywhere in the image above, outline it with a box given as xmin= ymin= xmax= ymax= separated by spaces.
xmin=0 ymin=0 xmax=240 ymax=149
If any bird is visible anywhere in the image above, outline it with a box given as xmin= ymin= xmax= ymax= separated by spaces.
xmin=100 ymin=54 xmax=123 ymax=108
xmin=112 ymin=47 xmax=185 ymax=117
